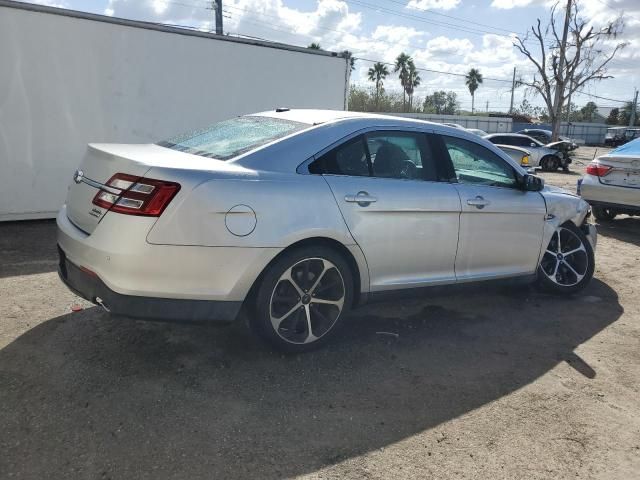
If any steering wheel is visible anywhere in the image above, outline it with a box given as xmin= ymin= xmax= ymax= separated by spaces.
xmin=398 ymin=160 xmax=417 ymax=179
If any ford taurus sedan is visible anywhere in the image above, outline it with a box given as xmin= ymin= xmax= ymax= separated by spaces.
xmin=57 ymin=110 xmax=597 ymax=352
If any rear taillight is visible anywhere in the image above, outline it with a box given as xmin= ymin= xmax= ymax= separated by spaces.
xmin=586 ymin=163 xmax=612 ymax=177
xmin=92 ymin=173 xmax=180 ymax=216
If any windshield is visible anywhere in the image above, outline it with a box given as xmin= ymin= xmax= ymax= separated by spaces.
xmin=158 ymin=116 xmax=308 ymax=160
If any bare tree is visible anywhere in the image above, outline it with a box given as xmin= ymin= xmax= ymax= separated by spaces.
xmin=514 ymin=0 xmax=626 ymax=140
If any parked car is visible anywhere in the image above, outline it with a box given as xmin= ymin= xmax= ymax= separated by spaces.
xmin=466 ymin=128 xmax=488 ymax=137
xmin=579 ymin=138 xmax=640 ymax=221
xmin=492 ymin=144 xmax=532 ymax=168
xmin=604 ymin=127 xmax=640 ymax=147
xmin=485 ymin=133 xmax=569 ymax=171
xmin=57 ymin=110 xmax=596 ymax=352
xmin=516 ymin=128 xmax=578 ymax=150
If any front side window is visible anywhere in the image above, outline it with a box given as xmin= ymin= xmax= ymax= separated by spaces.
xmin=366 ymin=131 xmax=438 ymax=181
xmin=158 ymin=116 xmax=307 ymax=160
xmin=443 ymin=135 xmax=518 ymax=188
xmin=308 ymin=136 xmax=370 ymax=176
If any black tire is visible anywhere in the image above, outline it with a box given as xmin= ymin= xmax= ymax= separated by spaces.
xmin=592 ymin=206 xmax=617 ymax=222
xmin=536 ymin=221 xmax=595 ymax=295
xmin=540 ymin=155 xmax=559 ymax=172
xmin=250 ymin=245 xmax=354 ymax=353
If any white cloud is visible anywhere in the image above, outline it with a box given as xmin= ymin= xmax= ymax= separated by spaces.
xmin=490 ymin=0 xmax=546 ymax=9
xmin=406 ymin=0 xmax=461 ymax=11
xmin=425 ymin=36 xmax=473 ymax=57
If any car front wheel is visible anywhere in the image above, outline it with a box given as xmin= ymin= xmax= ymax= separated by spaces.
xmin=592 ymin=206 xmax=617 ymax=221
xmin=540 ymin=155 xmax=559 ymax=172
xmin=251 ymin=246 xmax=353 ymax=353
xmin=537 ymin=222 xmax=595 ymax=294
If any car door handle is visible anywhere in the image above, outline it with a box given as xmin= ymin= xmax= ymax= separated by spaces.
xmin=467 ymin=196 xmax=490 ymax=209
xmin=345 ymin=191 xmax=377 ymax=206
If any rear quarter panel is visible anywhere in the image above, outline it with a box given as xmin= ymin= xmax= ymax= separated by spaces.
xmin=146 ymin=169 xmax=357 ymax=249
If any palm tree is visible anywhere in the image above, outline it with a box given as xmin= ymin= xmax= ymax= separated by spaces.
xmin=307 ymin=43 xmax=321 ymax=50
xmin=367 ymin=62 xmax=389 ymax=111
xmin=465 ymin=68 xmax=483 ymax=114
xmin=394 ymin=53 xmax=411 ymax=111
xmin=405 ymin=61 xmax=421 ymax=111
xmin=342 ymin=50 xmax=356 ymax=72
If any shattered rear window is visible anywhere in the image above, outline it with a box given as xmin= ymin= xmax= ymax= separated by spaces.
xmin=158 ymin=116 xmax=307 ymax=160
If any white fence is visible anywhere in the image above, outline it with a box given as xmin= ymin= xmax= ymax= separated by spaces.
xmin=386 ymin=113 xmax=513 ymax=133
xmin=0 ymin=1 xmax=349 ymax=220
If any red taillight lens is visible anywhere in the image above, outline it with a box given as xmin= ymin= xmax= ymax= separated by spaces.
xmin=92 ymin=173 xmax=180 ymax=216
xmin=586 ymin=163 xmax=612 ymax=177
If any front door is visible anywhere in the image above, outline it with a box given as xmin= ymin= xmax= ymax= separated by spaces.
xmin=309 ymin=131 xmax=461 ymax=292
xmin=441 ymin=134 xmax=547 ymax=281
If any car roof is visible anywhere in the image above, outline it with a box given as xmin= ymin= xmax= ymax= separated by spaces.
xmin=251 ymin=108 xmax=436 ymax=127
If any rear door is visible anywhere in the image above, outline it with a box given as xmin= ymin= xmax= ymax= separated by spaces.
xmin=311 ymin=130 xmax=461 ymax=291
xmin=440 ymin=134 xmax=547 ymax=280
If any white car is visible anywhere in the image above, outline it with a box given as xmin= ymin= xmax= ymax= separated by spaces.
xmin=57 ymin=109 xmax=597 ymax=352
xmin=579 ymin=138 xmax=640 ymax=221
xmin=485 ymin=133 xmax=567 ymax=171
xmin=492 ymin=144 xmax=532 ymax=168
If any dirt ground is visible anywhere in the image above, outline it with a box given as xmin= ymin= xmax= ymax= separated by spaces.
xmin=1 ymin=146 xmax=639 ymax=479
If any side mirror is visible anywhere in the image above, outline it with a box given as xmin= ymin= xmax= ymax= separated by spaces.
xmin=530 ymin=142 xmax=537 ymax=147
xmin=522 ymin=174 xmax=544 ymax=192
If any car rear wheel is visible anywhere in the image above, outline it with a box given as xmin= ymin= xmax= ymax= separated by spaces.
xmin=536 ymin=222 xmax=594 ymax=295
xmin=592 ymin=206 xmax=617 ymax=221
xmin=251 ymin=246 xmax=353 ymax=353
xmin=540 ymin=155 xmax=559 ymax=172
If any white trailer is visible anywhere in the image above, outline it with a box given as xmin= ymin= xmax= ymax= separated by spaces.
xmin=0 ymin=0 xmax=349 ymax=221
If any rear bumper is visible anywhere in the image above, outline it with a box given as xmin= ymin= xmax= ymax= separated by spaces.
xmin=580 ymin=175 xmax=640 ymax=209
xmin=58 ymin=246 xmax=242 ymax=323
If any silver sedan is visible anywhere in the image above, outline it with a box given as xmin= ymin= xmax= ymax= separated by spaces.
xmin=57 ymin=110 xmax=596 ymax=352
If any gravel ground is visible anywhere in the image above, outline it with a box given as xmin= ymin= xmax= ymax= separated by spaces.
xmin=1 ymin=146 xmax=639 ymax=479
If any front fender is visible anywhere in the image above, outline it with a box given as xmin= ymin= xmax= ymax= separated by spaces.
xmin=539 ymin=187 xmax=594 ymax=258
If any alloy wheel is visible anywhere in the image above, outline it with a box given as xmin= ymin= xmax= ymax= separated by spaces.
xmin=540 ymin=226 xmax=589 ymax=287
xmin=269 ymin=258 xmax=345 ymax=344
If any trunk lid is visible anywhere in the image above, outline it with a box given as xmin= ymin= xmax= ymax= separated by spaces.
xmin=598 ymin=140 xmax=640 ymax=189
xmin=599 ymin=155 xmax=640 ymax=189
xmin=65 ymin=144 xmax=161 ymax=233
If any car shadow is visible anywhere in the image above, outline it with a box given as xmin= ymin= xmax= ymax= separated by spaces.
xmin=0 ymin=279 xmax=622 ymax=479
xmin=0 ymin=220 xmax=58 ymax=279
xmin=596 ymin=216 xmax=640 ymax=247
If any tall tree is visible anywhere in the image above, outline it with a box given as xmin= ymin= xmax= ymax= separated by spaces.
xmin=423 ymin=91 xmax=458 ymax=114
xmin=405 ymin=61 xmax=421 ymax=111
xmin=394 ymin=53 xmax=411 ymax=111
xmin=367 ymin=62 xmax=389 ymax=111
xmin=514 ymin=0 xmax=626 ymax=140
xmin=342 ymin=50 xmax=356 ymax=72
xmin=606 ymin=108 xmax=619 ymax=125
xmin=307 ymin=43 xmax=321 ymax=50
xmin=465 ymin=68 xmax=483 ymax=114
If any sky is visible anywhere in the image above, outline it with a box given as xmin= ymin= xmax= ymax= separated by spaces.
xmin=18 ymin=0 xmax=640 ymax=114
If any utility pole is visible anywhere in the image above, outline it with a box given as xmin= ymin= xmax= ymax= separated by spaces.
xmin=551 ymin=0 xmax=572 ymax=140
xmin=209 ymin=0 xmax=223 ymax=35
xmin=486 ymin=101 xmax=489 ymax=113
xmin=509 ymin=67 xmax=516 ymax=114
xmin=630 ymin=89 xmax=638 ymax=126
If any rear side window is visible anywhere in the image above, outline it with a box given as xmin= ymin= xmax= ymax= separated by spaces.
xmin=158 ymin=116 xmax=307 ymax=160
xmin=309 ymin=136 xmax=370 ymax=176
xmin=366 ymin=131 xmax=438 ymax=181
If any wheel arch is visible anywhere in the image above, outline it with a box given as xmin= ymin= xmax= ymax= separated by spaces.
xmin=241 ymin=236 xmax=368 ymax=314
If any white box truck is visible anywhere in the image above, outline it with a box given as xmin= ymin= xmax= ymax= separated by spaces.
xmin=0 ymin=0 xmax=350 ymax=220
